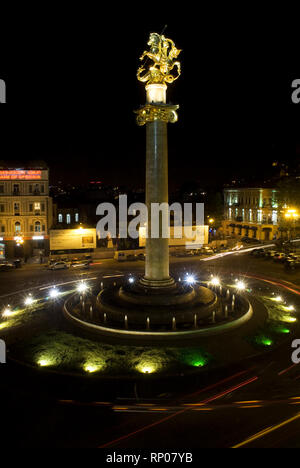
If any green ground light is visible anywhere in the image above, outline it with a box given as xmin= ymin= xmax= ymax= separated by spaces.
xmin=255 ymin=336 xmax=273 ymax=347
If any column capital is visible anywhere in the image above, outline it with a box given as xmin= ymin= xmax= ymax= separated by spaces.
xmin=134 ymin=103 xmax=179 ymax=126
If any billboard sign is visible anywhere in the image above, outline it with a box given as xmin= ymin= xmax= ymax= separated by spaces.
xmin=0 ymin=170 xmax=42 ymax=180
xmin=50 ymin=229 xmax=96 ymax=250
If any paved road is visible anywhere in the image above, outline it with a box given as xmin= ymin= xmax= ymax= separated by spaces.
xmin=2 ymin=249 xmax=300 ymax=448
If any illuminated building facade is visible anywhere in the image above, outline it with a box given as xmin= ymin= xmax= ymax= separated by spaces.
xmin=222 ymin=187 xmax=281 ymax=241
xmin=0 ymin=166 xmax=53 ymax=258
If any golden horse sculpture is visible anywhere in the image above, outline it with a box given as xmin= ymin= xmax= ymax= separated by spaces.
xmin=137 ymin=32 xmax=181 ymax=85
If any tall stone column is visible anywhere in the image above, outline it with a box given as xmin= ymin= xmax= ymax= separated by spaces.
xmin=135 ymin=84 xmax=178 ymax=289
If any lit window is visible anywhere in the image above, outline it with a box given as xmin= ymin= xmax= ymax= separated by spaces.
xmin=34 ymin=202 xmax=40 ymax=210
xmin=58 ymin=214 xmax=63 ymax=223
xmin=75 ymin=213 xmax=79 ymax=222
xmin=257 ymin=210 xmax=262 ymax=222
xmin=15 ymin=222 xmax=21 ymax=233
xmin=66 ymin=214 xmax=71 ymax=224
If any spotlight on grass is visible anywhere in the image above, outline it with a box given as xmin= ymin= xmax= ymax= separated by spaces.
xmin=191 ymin=358 xmax=207 ymax=367
xmin=136 ymin=362 xmax=157 ymax=374
xmin=83 ymin=362 xmax=103 ymax=373
xmin=282 ymin=315 xmax=297 ymax=323
xmin=38 ymin=358 xmax=53 ymax=367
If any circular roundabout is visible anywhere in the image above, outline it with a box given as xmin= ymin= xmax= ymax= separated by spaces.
xmin=1 ymin=271 xmax=299 ymax=380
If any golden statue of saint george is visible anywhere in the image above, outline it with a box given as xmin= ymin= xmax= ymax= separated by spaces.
xmin=137 ymin=32 xmax=181 ymax=85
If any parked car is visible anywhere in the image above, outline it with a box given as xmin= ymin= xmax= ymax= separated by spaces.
xmin=284 ymin=258 xmax=300 ymax=271
xmin=250 ymin=248 xmax=264 ymax=257
xmin=241 ymin=237 xmax=253 ymax=244
xmin=48 ymin=261 xmax=69 ymax=270
xmin=126 ymin=254 xmax=138 ymax=261
xmin=273 ymin=252 xmax=287 ymax=262
xmin=0 ymin=261 xmax=15 ymax=271
xmin=114 ymin=252 xmax=126 ymax=261
xmin=263 ymin=250 xmax=277 ymax=259
xmin=200 ymin=246 xmax=215 ymax=254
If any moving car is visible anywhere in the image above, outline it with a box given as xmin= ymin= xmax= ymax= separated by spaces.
xmin=70 ymin=261 xmax=90 ymax=269
xmin=48 ymin=261 xmax=69 ymax=270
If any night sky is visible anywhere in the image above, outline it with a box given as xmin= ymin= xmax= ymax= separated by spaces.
xmin=1 ymin=11 xmax=300 ymax=190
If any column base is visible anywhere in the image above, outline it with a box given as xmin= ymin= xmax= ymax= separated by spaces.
xmin=138 ymin=276 xmax=176 ymax=290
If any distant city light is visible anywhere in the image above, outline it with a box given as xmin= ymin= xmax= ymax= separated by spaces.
xmin=128 ymin=277 xmax=135 ymax=284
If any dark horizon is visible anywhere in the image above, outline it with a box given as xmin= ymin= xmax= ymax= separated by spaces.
xmin=1 ymin=17 xmax=300 ymax=190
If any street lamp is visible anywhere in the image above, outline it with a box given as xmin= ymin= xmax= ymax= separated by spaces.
xmin=284 ymin=209 xmax=299 ymax=240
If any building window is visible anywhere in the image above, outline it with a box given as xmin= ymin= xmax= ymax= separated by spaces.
xmin=29 ymin=203 xmax=33 ymax=211
xmin=75 ymin=213 xmax=79 ymax=222
xmin=34 ymin=221 xmax=41 ymax=232
xmin=41 ymin=185 xmax=45 ymax=193
xmin=42 ymin=224 xmax=45 ymax=232
xmin=257 ymin=210 xmax=262 ymax=223
xmin=66 ymin=214 xmax=71 ymax=224
xmin=58 ymin=213 xmax=63 ymax=223
xmin=14 ymin=202 xmax=20 ymax=214
xmin=34 ymin=202 xmax=40 ymax=210
xmin=0 ymin=204 xmax=4 ymax=213
xmin=41 ymin=203 xmax=45 ymax=212
xmin=15 ymin=222 xmax=21 ymax=233
xmin=1 ymin=226 xmax=5 ymax=233
xmin=0 ymin=185 xmax=4 ymax=194
xmin=30 ymin=225 xmax=33 ymax=232
xmin=29 ymin=185 xmax=32 ymax=193
xmin=272 ymin=210 xmax=278 ymax=224
xmin=13 ymin=184 xmax=20 ymax=194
